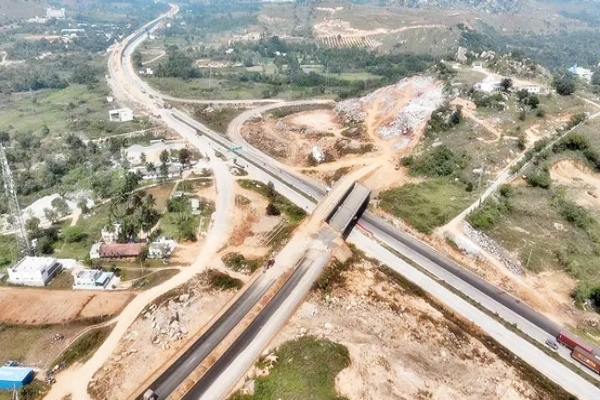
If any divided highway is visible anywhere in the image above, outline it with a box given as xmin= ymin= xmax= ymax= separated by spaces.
xmin=112 ymin=10 xmax=600 ymax=399
xmin=134 ymin=275 xmax=274 ymax=400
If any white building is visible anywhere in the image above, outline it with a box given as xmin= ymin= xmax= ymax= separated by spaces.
xmin=568 ymin=64 xmax=593 ymax=83
xmin=109 ymin=108 xmax=134 ymax=122
xmin=148 ymin=239 xmax=176 ymax=259
xmin=129 ymin=165 xmax=182 ymax=180
xmin=73 ymin=269 xmax=114 ymax=290
xmin=46 ymin=8 xmax=66 ymax=19
xmin=8 ymin=257 xmax=62 ymax=287
xmin=474 ymin=77 xmax=502 ymax=93
xmin=90 ymin=243 xmax=102 ymax=259
xmin=515 ymin=85 xmax=548 ymax=94
xmin=139 ymin=68 xmax=154 ymax=76
xmin=472 ymin=61 xmax=484 ymax=69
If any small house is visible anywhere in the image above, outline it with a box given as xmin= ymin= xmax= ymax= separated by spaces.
xmin=190 ymin=198 xmax=200 ymax=214
xmin=109 ymin=108 xmax=134 ymax=122
xmin=73 ymin=269 xmax=114 ymax=290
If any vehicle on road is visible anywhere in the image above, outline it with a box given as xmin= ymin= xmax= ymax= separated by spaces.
xmin=557 ymin=331 xmax=594 ymax=354
xmin=143 ymin=389 xmax=158 ymax=400
xmin=545 ymin=338 xmax=559 ymax=351
xmin=572 ymin=346 xmax=600 ymax=375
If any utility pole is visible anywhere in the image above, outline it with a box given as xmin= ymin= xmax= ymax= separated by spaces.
xmin=0 ymin=144 xmax=32 ymax=257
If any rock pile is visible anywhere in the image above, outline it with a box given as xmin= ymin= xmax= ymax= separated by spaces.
xmin=463 ymin=222 xmax=524 ymax=275
xmin=143 ymin=294 xmax=193 ymax=349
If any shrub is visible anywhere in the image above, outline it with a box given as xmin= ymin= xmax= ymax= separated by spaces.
xmin=62 ymin=226 xmax=87 ymax=243
xmin=410 ymin=146 xmax=467 ymax=177
xmin=526 ymin=168 xmax=551 ymax=189
xmin=266 ymin=203 xmax=281 ymax=216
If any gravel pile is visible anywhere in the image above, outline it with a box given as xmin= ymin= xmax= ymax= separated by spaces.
xmin=463 ymin=222 xmax=524 ymax=275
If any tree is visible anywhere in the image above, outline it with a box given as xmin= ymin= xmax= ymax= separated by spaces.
xmin=44 ymin=207 xmax=59 ymax=224
xmin=77 ymin=198 xmax=89 ymax=214
xmin=140 ymin=152 xmax=147 ymax=164
xmin=159 ymin=162 xmax=169 ymax=181
xmin=555 ymin=75 xmax=576 ymax=96
xmin=146 ymin=162 xmax=156 ymax=174
xmin=25 ymin=217 xmax=41 ymax=237
xmin=516 ymin=89 xmax=529 ymax=102
xmin=179 ymin=148 xmax=191 ymax=168
xmin=266 ymin=202 xmax=281 ymax=216
xmin=132 ymin=50 xmax=143 ymax=68
xmin=450 ymin=109 xmax=461 ymax=125
xmin=266 ymin=181 xmax=276 ymax=201
xmin=500 ymin=78 xmax=513 ymax=92
xmin=0 ymin=131 xmax=9 ymax=144
xmin=38 ymin=236 xmax=54 ymax=255
xmin=41 ymin=124 xmax=50 ymax=136
xmin=526 ymin=95 xmax=539 ymax=109
xmin=51 ymin=197 xmax=70 ymax=216
xmin=159 ymin=149 xmax=170 ymax=164
xmin=137 ymin=245 xmax=148 ymax=273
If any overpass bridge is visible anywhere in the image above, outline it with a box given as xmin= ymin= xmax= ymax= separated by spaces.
xmin=323 ymin=182 xmax=371 ymax=238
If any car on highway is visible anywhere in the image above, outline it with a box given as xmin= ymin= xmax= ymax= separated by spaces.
xmin=545 ymin=338 xmax=559 ymax=351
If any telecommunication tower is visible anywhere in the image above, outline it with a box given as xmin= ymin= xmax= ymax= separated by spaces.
xmin=0 ymin=144 xmax=32 ymax=256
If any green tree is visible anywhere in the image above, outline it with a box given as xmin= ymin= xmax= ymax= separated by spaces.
xmin=41 ymin=124 xmax=50 ymax=136
xmin=44 ymin=207 xmax=59 ymax=224
xmin=140 ymin=152 xmax=147 ymax=164
xmin=132 ymin=50 xmax=143 ymax=68
xmin=77 ymin=198 xmax=89 ymax=214
xmin=266 ymin=202 xmax=281 ymax=216
xmin=137 ymin=245 xmax=148 ymax=273
xmin=0 ymin=131 xmax=9 ymax=144
xmin=159 ymin=149 xmax=170 ymax=164
xmin=25 ymin=217 xmax=41 ymax=237
xmin=51 ymin=197 xmax=70 ymax=216
xmin=555 ymin=75 xmax=576 ymax=96
xmin=500 ymin=78 xmax=513 ymax=92
xmin=179 ymin=148 xmax=191 ymax=168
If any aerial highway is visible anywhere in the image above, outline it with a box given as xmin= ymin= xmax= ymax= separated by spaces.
xmin=108 ymin=8 xmax=600 ymax=399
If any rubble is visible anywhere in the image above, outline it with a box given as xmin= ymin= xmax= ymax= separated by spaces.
xmin=463 ymin=222 xmax=524 ymax=275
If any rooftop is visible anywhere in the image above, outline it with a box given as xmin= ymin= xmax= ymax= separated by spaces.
xmin=0 ymin=366 xmax=33 ymax=382
xmin=10 ymin=257 xmax=56 ymax=272
xmin=76 ymin=269 xmax=101 ymax=280
xmin=100 ymin=243 xmax=145 ymax=258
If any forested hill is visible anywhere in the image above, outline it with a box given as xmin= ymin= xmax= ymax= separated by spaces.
xmin=392 ymin=0 xmax=524 ymax=13
xmin=0 ymin=0 xmax=47 ymax=22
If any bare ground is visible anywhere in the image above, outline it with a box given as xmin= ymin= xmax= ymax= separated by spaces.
xmin=0 ymin=288 xmax=134 ymax=325
xmin=237 ymin=260 xmax=546 ymax=400
xmin=88 ymin=275 xmax=232 ymax=400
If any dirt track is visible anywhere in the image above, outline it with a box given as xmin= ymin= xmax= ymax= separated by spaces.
xmin=0 ymin=288 xmax=135 ymax=325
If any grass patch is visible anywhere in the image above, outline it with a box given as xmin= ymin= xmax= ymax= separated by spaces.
xmin=190 ymin=105 xmax=241 ymax=134
xmin=221 ymin=253 xmax=263 ymax=274
xmin=237 ymin=180 xmax=306 ymax=223
xmin=379 ymin=179 xmax=477 ymax=234
xmin=128 ymin=269 xmax=180 ymax=290
xmin=205 ymin=269 xmax=243 ymax=291
xmin=52 ymin=325 xmax=112 ymax=367
xmin=228 ymin=336 xmax=350 ymax=400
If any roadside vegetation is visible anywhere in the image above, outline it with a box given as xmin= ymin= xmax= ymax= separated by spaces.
xmin=228 ymin=336 xmax=350 ymax=400
xmin=467 ymin=121 xmax=600 ymax=310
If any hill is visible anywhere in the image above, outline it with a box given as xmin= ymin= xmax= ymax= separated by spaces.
xmin=0 ymin=0 xmax=48 ymax=23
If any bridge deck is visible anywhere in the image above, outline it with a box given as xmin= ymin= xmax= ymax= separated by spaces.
xmin=328 ymin=183 xmax=371 ymax=234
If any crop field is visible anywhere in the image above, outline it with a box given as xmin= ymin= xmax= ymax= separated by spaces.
xmin=318 ymin=36 xmax=377 ymax=48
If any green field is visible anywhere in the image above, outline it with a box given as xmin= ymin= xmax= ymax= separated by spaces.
xmin=228 ymin=336 xmax=350 ymax=400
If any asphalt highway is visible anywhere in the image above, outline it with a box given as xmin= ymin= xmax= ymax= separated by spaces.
xmin=181 ymin=258 xmax=314 ymax=400
xmin=113 ymin=12 xmax=600 ymax=397
xmin=135 ymin=275 xmax=275 ymax=400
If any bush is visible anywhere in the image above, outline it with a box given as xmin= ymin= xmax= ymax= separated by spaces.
xmin=557 ymin=199 xmax=595 ymax=231
xmin=206 ymin=269 xmax=243 ymax=290
xmin=554 ymin=75 xmax=576 ymax=96
xmin=467 ymin=197 xmax=511 ymax=230
xmin=526 ymin=168 xmax=551 ymax=189
xmin=266 ymin=202 xmax=281 ymax=216
xmin=410 ymin=146 xmax=467 ymax=177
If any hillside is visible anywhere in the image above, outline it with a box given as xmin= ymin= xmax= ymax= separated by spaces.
xmin=0 ymin=0 xmax=47 ymax=22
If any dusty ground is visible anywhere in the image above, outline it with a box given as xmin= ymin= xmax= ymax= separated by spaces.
xmin=0 ymin=288 xmax=134 ymax=325
xmin=550 ymin=159 xmax=600 ymax=210
xmin=243 ymin=77 xmax=444 ymax=194
xmin=88 ymin=276 xmax=232 ymax=400
xmin=0 ymin=324 xmax=90 ymax=370
xmin=237 ymin=261 xmax=546 ymax=400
